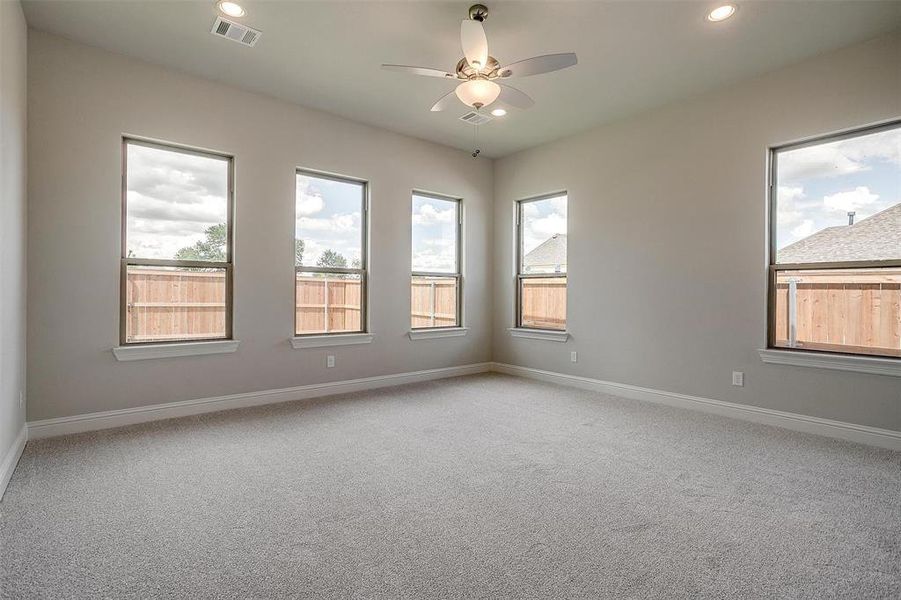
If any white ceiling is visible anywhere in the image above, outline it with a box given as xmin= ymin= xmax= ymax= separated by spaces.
xmin=22 ymin=1 xmax=901 ymax=158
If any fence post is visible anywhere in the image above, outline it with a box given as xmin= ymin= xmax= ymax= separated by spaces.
xmin=787 ymin=277 xmax=801 ymax=348
xmin=324 ymin=278 xmax=329 ymax=333
xmin=430 ymin=281 xmax=436 ymax=327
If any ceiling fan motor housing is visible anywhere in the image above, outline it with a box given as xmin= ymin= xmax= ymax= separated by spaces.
xmin=455 ymin=57 xmax=500 ymax=80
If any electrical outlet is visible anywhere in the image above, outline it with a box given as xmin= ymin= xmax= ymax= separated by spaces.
xmin=732 ymin=371 xmax=744 ymax=387
xmin=570 ymin=351 xmax=578 ymax=363
xmin=327 ymin=355 xmax=335 ymax=368
xmin=18 ymin=390 xmax=24 ymax=408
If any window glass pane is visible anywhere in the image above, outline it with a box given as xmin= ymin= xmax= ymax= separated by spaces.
xmin=125 ymin=265 xmax=226 ymax=342
xmin=295 ymin=273 xmax=362 ymax=335
xmin=520 ymin=277 xmax=567 ymax=330
xmin=126 ymin=143 xmax=229 ymax=261
xmin=296 ymin=173 xmax=364 ymax=268
xmin=773 ymin=268 xmax=900 ymax=358
xmin=412 ymin=195 xmax=457 ymax=273
xmin=411 ymin=276 xmax=458 ymax=328
xmin=775 ymin=126 xmax=900 ymax=264
xmin=521 ymin=195 xmax=567 ymax=274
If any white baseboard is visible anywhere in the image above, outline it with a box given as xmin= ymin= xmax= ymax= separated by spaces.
xmin=1 ymin=425 xmax=27 ymax=501
xmin=491 ymin=362 xmax=901 ymax=451
xmin=21 ymin=360 xmax=901 ymax=452
xmin=27 ymin=362 xmax=491 ymax=440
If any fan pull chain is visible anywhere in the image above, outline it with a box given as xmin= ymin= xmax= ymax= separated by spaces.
xmin=471 ymin=111 xmax=481 ymax=158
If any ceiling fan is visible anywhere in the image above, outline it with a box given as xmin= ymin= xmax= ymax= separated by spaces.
xmin=381 ymin=3 xmax=577 ymax=114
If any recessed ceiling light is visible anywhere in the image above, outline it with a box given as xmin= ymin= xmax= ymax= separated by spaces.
xmin=706 ymin=4 xmax=737 ymax=22
xmin=491 ymin=108 xmax=507 ymax=117
xmin=217 ymin=1 xmax=246 ymax=18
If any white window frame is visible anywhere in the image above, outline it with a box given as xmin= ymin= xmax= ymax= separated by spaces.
xmin=411 ymin=191 xmax=463 ymax=331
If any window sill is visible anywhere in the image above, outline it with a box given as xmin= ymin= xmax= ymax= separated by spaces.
xmin=508 ymin=328 xmax=570 ymax=342
xmin=112 ymin=340 xmax=239 ymax=362
xmin=290 ymin=333 xmax=373 ymax=349
xmin=408 ymin=327 xmax=468 ymax=341
xmin=758 ymin=349 xmax=901 ymax=377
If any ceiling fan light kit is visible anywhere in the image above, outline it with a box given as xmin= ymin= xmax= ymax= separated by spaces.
xmin=381 ymin=3 xmax=578 ymax=115
xmin=455 ymin=79 xmax=501 ymax=109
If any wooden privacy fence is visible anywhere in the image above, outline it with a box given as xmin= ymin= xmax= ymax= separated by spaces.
xmin=126 ymin=270 xmax=572 ymax=340
xmin=411 ymin=278 xmax=458 ymax=328
xmin=774 ymin=269 xmax=901 ymax=357
xmin=125 ymin=268 xmax=227 ymax=342
xmin=520 ymin=278 xmax=567 ymax=330
xmin=295 ymin=276 xmax=362 ymax=334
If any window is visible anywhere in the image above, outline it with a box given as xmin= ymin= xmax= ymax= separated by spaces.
xmin=769 ymin=121 xmax=900 ymax=359
xmin=121 ymin=139 xmax=233 ymax=344
xmin=295 ymin=170 xmax=367 ymax=335
xmin=516 ymin=193 xmax=568 ymax=330
xmin=411 ymin=193 xmax=462 ymax=329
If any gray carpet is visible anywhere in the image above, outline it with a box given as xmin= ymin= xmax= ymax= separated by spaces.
xmin=1 ymin=373 xmax=899 ymax=599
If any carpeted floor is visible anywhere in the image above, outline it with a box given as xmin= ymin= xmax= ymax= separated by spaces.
xmin=1 ymin=373 xmax=899 ymax=599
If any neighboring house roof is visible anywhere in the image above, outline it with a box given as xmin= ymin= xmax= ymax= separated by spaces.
xmin=778 ymin=203 xmax=901 ymax=263
xmin=524 ymin=234 xmax=567 ymax=270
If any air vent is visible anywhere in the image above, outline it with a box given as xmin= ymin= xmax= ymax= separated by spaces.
xmin=459 ymin=111 xmax=493 ymax=125
xmin=210 ymin=17 xmax=261 ymax=47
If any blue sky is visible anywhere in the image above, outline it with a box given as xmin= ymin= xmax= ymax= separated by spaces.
xmin=295 ymin=174 xmax=363 ymax=266
xmin=776 ymin=126 xmax=900 ymax=254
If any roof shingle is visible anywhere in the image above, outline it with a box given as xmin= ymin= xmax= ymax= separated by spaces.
xmin=524 ymin=234 xmax=567 ymax=270
xmin=778 ymin=203 xmax=901 ymax=263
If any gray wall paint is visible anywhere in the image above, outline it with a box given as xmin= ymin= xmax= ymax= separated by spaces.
xmin=26 ymin=31 xmax=493 ymax=422
xmin=25 ymin=28 xmax=901 ymax=431
xmin=1 ymin=0 xmax=27 ymax=456
xmin=493 ymin=32 xmax=901 ymax=431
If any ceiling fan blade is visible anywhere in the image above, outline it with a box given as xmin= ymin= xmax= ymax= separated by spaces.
xmin=498 ymin=53 xmax=578 ymax=78
xmin=430 ymin=89 xmax=460 ymax=112
xmin=496 ymin=84 xmax=534 ymax=109
xmin=460 ymin=19 xmax=488 ymax=71
xmin=381 ymin=64 xmax=456 ymax=79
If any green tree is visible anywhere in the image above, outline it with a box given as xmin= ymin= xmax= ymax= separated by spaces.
xmin=317 ymin=249 xmax=347 ymax=268
xmin=175 ymin=223 xmax=226 ymax=262
xmin=295 ymin=239 xmax=305 ymax=265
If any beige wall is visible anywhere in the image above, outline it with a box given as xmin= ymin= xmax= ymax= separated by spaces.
xmin=1 ymin=1 xmax=27 ymax=462
xmin=493 ymin=32 xmax=901 ymax=431
xmin=26 ymin=31 xmax=493 ymax=421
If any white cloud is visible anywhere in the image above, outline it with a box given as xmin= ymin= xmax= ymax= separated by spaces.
xmin=521 ymin=196 xmax=567 ymax=255
xmin=295 ymin=178 xmax=325 ymax=217
xmin=823 ymin=186 xmax=880 ymax=213
xmin=412 ymin=202 xmax=455 ymax=225
xmin=125 ymin=144 xmax=228 ymax=259
xmin=779 ymin=127 xmax=901 ymax=183
xmin=841 ymin=127 xmax=901 ymax=167
xmin=779 ymin=145 xmax=865 ymax=182
xmin=298 ymin=212 xmax=360 ymax=232
xmin=413 ymin=238 xmax=456 ymax=271
xmin=778 ymin=185 xmax=804 ymax=203
xmin=776 ymin=185 xmax=808 ymax=228
xmin=529 ymin=213 xmax=567 ymax=237
xmin=296 ymin=212 xmax=362 ymax=265
xmin=790 ymin=219 xmax=815 ymax=240
xmin=549 ymin=195 xmax=568 ymax=216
